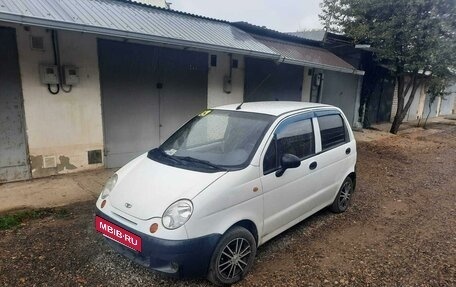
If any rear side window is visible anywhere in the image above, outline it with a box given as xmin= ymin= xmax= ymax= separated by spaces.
xmin=318 ymin=114 xmax=348 ymax=150
xmin=263 ymin=117 xmax=315 ymax=174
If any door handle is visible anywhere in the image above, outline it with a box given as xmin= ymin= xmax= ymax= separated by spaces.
xmin=345 ymin=148 xmax=351 ymax=155
xmin=309 ymin=161 xmax=317 ymax=170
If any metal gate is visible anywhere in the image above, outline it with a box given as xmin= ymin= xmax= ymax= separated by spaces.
xmin=98 ymin=39 xmax=208 ymax=168
xmin=244 ymin=57 xmax=303 ymax=102
xmin=0 ymin=27 xmax=30 ymax=182
xmin=157 ymin=47 xmax=208 ymax=142
xmin=320 ymin=70 xmax=360 ymax=126
xmin=366 ymin=78 xmax=394 ymax=124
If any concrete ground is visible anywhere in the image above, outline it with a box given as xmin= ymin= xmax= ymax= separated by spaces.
xmin=0 ymin=168 xmax=115 ymax=213
xmin=0 ymin=116 xmax=454 ymax=214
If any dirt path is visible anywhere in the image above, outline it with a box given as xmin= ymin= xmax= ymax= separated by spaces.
xmin=1 ymin=122 xmax=455 ymax=287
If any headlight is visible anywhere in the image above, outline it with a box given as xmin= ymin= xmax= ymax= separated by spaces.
xmin=162 ymin=199 xmax=193 ymax=230
xmin=100 ymin=174 xmax=118 ymax=199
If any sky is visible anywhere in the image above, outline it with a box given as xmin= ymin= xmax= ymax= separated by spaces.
xmin=170 ymin=0 xmax=324 ymax=33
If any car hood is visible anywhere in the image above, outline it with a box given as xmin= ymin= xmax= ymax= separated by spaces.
xmin=109 ymin=154 xmax=227 ymax=220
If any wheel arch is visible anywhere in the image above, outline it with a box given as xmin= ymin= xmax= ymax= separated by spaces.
xmin=227 ymin=219 xmax=259 ymax=246
xmin=330 ymin=168 xmax=357 ymax=203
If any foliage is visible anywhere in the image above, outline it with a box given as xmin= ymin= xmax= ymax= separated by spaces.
xmin=426 ymin=76 xmax=453 ymax=104
xmin=0 ymin=208 xmax=69 ymax=230
xmin=320 ymin=0 xmax=456 ymax=133
xmin=319 ymin=0 xmax=341 ymax=32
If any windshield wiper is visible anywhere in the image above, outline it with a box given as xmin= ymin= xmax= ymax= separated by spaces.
xmin=150 ymin=148 xmax=181 ymax=165
xmin=175 ymin=156 xmax=226 ymax=171
xmin=150 ymin=149 xmax=226 ymax=172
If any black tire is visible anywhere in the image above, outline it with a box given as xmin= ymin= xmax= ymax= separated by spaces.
xmin=330 ymin=176 xmax=354 ymax=213
xmin=207 ymin=226 xmax=257 ymax=286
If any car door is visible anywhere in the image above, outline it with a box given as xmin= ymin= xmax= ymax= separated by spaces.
xmin=260 ymin=112 xmax=321 ymax=238
xmin=311 ymin=111 xmax=354 ymax=203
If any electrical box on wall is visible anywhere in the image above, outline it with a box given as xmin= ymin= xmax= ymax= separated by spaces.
xmin=62 ymin=65 xmax=80 ymax=85
xmin=39 ymin=64 xmax=59 ymax=85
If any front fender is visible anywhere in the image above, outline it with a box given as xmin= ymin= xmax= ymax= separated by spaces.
xmin=185 ymin=166 xmax=263 ymax=241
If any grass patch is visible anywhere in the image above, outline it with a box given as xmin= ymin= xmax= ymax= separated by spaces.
xmin=0 ymin=208 xmax=70 ymax=230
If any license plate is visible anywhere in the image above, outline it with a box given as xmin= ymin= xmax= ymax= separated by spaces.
xmin=95 ymin=216 xmax=142 ymax=252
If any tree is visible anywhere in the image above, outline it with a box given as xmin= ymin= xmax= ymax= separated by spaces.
xmin=320 ymin=0 xmax=456 ymax=134
xmin=422 ymin=70 xmax=455 ymax=128
xmin=319 ymin=0 xmax=341 ymax=32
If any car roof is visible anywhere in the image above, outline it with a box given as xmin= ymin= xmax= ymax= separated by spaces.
xmin=214 ymin=101 xmax=331 ymax=116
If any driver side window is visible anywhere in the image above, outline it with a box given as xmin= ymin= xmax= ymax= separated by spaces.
xmin=263 ymin=116 xmax=315 ymax=174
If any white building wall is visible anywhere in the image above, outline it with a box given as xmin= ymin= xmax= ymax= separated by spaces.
xmin=404 ymin=84 xmax=425 ymax=122
xmin=390 ymin=84 xmax=398 ymax=122
xmin=439 ymin=83 xmax=456 ymax=115
xmin=435 ymin=96 xmax=442 ymax=116
xmin=353 ymin=75 xmax=364 ymax=128
xmin=451 ymin=90 xmax=456 ymax=114
xmin=391 ymin=78 xmax=427 ymax=122
xmin=5 ymin=23 xmax=104 ymax=178
xmin=416 ymin=84 xmax=427 ymax=120
xmin=207 ymin=52 xmax=244 ymax=108
xmin=404 ymin=87 xmax=425 ymax=122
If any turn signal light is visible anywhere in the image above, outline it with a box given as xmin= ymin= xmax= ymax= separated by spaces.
xmin=101 ymin=200 xmax=106 ymax=208
xmin=150 ymin=223 xmax=159 ymax=234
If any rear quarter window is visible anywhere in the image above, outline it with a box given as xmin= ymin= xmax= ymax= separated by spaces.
xmin=318 ymin=114 xmax=349 ymax=150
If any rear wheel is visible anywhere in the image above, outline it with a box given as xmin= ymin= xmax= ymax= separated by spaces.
xmin=207 ymin=226 xmax=256 ymax=286
xmin=330 ymin=176 xmax=354 ymax=213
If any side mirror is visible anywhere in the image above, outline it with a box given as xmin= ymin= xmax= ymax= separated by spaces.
xmin=276 ymin=153 xmax=301 ymax=177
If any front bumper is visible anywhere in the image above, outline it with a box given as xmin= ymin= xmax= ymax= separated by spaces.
xmin=95 ymin=209 xmax=221 ymax=278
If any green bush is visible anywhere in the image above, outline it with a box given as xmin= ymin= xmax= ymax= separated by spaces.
xmin=0 ymin=208 xmax=69 ymax=230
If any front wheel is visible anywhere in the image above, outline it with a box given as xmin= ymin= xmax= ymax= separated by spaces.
xmin=207 ymin=226 xmax=257 ymax=286
xmin=330 ymin=176 xmax=354 ymax=213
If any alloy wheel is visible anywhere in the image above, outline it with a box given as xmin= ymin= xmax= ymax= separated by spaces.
xmin=217 ymin=238 xmax=252 ymax=280
xmin=338 ymin=181 xmax=352 ymax=210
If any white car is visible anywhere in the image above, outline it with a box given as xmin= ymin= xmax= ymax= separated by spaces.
xmin=95 ymin=101 xmax=357 ymax=285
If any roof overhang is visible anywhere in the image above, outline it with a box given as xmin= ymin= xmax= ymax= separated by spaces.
xmin=0 ymin=0 xmax=280 ymax=60
xmin=0 ymin=0 xmax=364 ymax=75
xmin=256 ymin=36 xmax=365 ymax=75
xmin=282 ymin=57 xmax=365 ymax=75
xmin=0 ymin=13 xmax=279 ymax=60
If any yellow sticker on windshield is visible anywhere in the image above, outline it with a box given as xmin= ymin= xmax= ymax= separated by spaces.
xmin=199 ymin=109 xmax=212 ymax=117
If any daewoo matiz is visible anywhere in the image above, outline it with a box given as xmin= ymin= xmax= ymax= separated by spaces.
xmin=95 ymin=101 xmax=357 ymax=285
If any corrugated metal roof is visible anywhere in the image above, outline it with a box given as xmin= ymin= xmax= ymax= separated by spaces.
xmin=0 ymin=0 xmax=279 ymax=58
xmin=0 ymin=0 xmax=365 ymax=75
xmin=287 ymin=30 xmax=326 ymax=42
xmin=232 ymin=21 xmax=322 ymax=46
xmin=256 ymin=36 xmax=364 ymax=75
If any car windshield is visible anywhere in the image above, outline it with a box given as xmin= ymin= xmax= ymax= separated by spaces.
xmin=149 ymin=109 xmax=275 ymax=172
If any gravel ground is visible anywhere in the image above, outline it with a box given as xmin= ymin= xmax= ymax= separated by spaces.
xmin=1 ymin=122 xmax=455 ymax=287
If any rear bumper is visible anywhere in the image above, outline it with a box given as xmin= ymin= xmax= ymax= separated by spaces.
xmin=95 ymin=209 xmax=221 ymax=278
